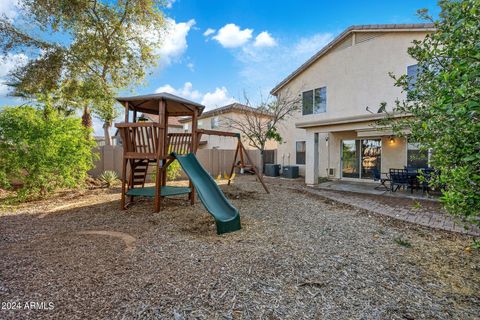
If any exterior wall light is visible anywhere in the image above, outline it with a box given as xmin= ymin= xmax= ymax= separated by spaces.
xmin=389 ymin=136 xmax=395 ymax=144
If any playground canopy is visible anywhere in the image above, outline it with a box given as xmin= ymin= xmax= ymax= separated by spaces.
xmin=116 ymin=92 xmax=205 ymax=116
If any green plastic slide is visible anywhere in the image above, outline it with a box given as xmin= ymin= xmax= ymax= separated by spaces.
xmin=171 ymin=152 xmax=241 ymax=234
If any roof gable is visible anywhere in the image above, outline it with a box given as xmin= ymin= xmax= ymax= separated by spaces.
xmin=270 ymin=23 xmax=435 ymax=95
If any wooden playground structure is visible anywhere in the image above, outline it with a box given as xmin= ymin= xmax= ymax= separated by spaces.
xmin=115 ymin=93 xmax=269 ymax=213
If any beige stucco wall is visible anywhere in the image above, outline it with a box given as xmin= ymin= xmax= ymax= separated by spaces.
xmin=167 ymin=125 xmax=185 ymax=134
xmin=275 ymin=31 xmax=427 ymax=182
xmin=182 ymin=111 xmax=278 ymax=151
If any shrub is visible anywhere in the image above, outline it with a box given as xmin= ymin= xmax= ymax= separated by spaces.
xmin=99 ymin=170 xmax=119 ymax=188
xmin=0 ymin=106 xmax=97 ymax=200
xmin=149 ymin=160 xmax=182 ymax=182
xmin=167 ymin=160 xmax=181 ymax=180
xmin=382 ymin=0 xmax=480 ymax=228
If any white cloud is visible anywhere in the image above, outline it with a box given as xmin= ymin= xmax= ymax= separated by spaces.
xmin=155 ymin=18 xmax=196 ymax=67
xmin=0 ymin=0 xmax=19 ymax=20
xmin=165 ymin=0 xmax=176 ymax=8
xmin=0 ymin=53 xmax=29 ymax=97
xmin=155 ymin=82 xmax=202 ymax=101
xmin=236 ymin=32 xmax=334 ymax=91
xmin=0 ymin=83 xmax=9 ymax=96
xmin=254 ymin=31 xmax=277 ymax=47
xmin=203 ymin=28 xmax=216 ymax=37
xmin=155 ymin=84 xmax=176 ymax=94
xmin=201 ymin=87 xmax=236 ymax=109
xmin=186 ymin=62 xmax=194 ymax=71
xmin=213 ymin=23 xmax=253 ymax=48
xmin=155 ymin=82 xmax=236 ymax=110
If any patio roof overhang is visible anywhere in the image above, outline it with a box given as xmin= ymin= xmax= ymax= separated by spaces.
xmin=295 ymin=112 xmax=410 ymax=130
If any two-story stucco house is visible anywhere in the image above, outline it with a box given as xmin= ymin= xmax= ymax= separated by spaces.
xmin=179 ymin=103 xmax=278 ymax=151
xmin=271 ymin=23 xmax=435 ymax=184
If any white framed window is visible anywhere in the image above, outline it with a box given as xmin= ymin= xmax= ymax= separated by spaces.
xmin=407 ymin=64 xmax=419 ymax=92
xmin=302 ymin=87 xmax=326 ymax=115
xmin=211 ymin=116 xmax=220 ymax=129
xmin=198 ymin=120 xmax=204 ymax=129
xmin=296 ymin=141 xmax=306 ymax=165
xmin=183 ymin=123 xmax=189 ymax=132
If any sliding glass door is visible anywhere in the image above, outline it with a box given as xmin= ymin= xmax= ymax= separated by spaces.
xmin=341 ymin=140 xmax=360 ymax=178
xmin=342 ymin=139 xmax=381 ymax=179
xmin=361 ymin=139 xmax=381 ymax=179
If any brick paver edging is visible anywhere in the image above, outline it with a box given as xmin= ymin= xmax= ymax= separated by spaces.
xmin=296 ymin=186 xmax=480 ymax=237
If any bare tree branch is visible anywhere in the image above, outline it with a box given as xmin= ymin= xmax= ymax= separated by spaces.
xmin=222 ymin=89 xmax=301 ymax=171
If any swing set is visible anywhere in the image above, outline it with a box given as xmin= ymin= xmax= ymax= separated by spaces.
xmin=197 ymin=129 xmax=269 ymax=193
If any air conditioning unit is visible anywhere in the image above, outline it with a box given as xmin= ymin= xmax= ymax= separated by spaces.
xmin=328 ymin=168 xmax=335 ymax=176
xmin=282 ymin=165 xmax=299 ymax=179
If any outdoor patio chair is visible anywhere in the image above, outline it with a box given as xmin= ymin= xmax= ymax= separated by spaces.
xmin=418 ymin=168 xmax=430 ymax=192
xmin=389 ymin=169 xmax=410 ymax=192
xmin=404 ymin=166 xmax=418 ymax=174
xmin=418 ymin=168 xmax=440 ymax=194
xmin=372 ymin=167 xmax=390 ymax=190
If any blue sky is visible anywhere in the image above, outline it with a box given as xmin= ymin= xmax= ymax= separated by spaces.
xmin=0 ymin=0 xmax=440 ymax=135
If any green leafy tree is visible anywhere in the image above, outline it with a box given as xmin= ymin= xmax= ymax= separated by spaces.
xmin=1 ymin=0 xmax=166 ymax=143
xmin=0 ymin=106 xmax=97 ymax=200
xmin=381 ymin=0 xmax=480 ymax=228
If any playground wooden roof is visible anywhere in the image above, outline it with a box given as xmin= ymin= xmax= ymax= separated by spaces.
xmin=116 ymin=92 xmax=205 ymax=116
xmin=141 ymin=114 xmax=183 ymax=127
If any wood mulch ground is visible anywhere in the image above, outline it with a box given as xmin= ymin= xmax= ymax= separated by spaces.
xmin=0 ymin=176 xmax=479 ymax=319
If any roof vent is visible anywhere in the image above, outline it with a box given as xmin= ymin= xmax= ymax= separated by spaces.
xmin=355 ymin=32 xmax=386 ymax=44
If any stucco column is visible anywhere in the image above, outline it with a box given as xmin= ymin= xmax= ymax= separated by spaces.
xmin=305 ymin=130 xmax=316 ymax=185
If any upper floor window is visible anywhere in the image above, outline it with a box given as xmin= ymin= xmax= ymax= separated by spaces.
xmin=183 ymin=123 xmax=189 ymax=132
xmin=302 ymin=87 xmax=326 ymax=115
xmin=407 ymin=64 xmax=419 ymax=92
xmin=198 ymin=120 xmax=204 ymax=129
xmin=211 ymin=116 xmax=220 ymax=129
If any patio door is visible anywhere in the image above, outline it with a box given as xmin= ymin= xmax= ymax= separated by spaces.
xmin=341 ymin=139 xmax=381 ymax=179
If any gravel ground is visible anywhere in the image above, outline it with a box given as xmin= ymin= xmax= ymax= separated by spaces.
xmin=0 ymin=176 xmax=479 ymax=319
